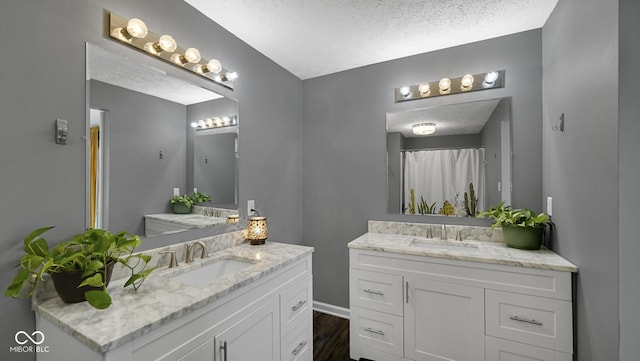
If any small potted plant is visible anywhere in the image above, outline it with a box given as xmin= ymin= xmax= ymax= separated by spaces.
xmin=478 ymin=201 xmax=552 ymax=250
xmin=170 ymin=195 xmax=194 ymax=214
xmin=5 ymin=227 xmax=154 ymax=309
xmin=169 ymin=191 xmax=211 ymax=214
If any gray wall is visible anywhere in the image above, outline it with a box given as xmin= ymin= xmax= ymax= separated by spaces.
xmin=542 ymin=0 xmax=619 ymax=360
xmin=194 ymin=133 xmax=237 ymax=205
xmin=481 ymin=98 xmax=510 ymax=209
xmin=403 ymin=133 xmax=480 ymax=149
xmin=91 ymin=80 xmax=187 ymax=235
xmin=0 ymin=1 xmax=302 ymax=359
xmin=619 ymin=0 xmax=640 ymax=359
xmin=302 ymin=30 xmax=543 ymax=308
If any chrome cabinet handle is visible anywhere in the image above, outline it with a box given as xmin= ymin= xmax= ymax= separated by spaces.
xmin=364 ymin=327 xmax=385 ymax=336
xmin=220 ymin=340 xmax=228 ymax=361
xmin=509 ymin=315 xmax=543 ymax=326
xmin=363 ymin=288 xmax=384 ymax=296
xmin=291 ymin=300 xmax=307 ymax=312
xmin=292 ymin=340 xmax=307 ymax=356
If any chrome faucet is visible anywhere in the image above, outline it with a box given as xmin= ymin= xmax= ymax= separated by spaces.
xmin=184 ymin=241 xmax=209 ymax=263
xmin=440 ymin=224 xmax=447 ymax=240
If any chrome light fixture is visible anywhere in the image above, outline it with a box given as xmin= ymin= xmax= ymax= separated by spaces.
xmin=412 ymin=122 xmax=436 ymax=135
xmin=190 ymin=115 xmax=238 ymax=131
xmin=108 ymin=12 xmax=238 ymax=90
xmin=394 ymin=70 xmax=505 ymax=102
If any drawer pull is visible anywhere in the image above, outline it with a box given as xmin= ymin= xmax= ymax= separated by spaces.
xmin=509 ymin=315 xmax=543 ymax=326
xmin=292 ymin=340 xmax=307 ymax=356
xmin=220 ymin=340 xmax=228 ymax=361
xmin=363 ymin=289 xmax=384 ymax=296
xmin=291 ymin=300 xmax=307 ymax=312
xmin=364 ymin=327 xmax=385 ymax=336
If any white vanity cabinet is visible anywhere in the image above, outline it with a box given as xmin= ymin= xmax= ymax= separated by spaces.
xmin=36 ymin=253 xmax=312 ymax=361
xmin=349 ymin=248 xmax=574 ymax=361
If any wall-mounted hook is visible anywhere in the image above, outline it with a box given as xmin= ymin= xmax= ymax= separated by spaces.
xmin=159 ymin=150 xmax=164 ymax=159
xmin=553 ymin=113 xmax=565 ymax=132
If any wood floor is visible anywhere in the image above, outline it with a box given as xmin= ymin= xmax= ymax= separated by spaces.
xmin=313 ymin=311 xmax=353 ymax=361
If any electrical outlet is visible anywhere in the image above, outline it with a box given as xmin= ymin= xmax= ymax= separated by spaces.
xmin=173 ymin=188 xmax=180 ymax=197
xmin=247 ymin=200 xmax=255 ymax=216
xmin=547 ymin=196 xmax=553 ymax=216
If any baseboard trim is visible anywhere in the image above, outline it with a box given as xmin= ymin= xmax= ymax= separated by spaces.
xmin=313 ymin=301 xmax=350 ymax=319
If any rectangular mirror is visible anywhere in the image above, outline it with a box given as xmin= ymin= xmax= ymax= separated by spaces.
xmin=387 ymin=97 xmax=512 ymax=217
xmin=86 ymin=43 xmax=239 ymax=237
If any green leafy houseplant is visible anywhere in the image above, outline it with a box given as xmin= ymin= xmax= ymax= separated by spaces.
xmin=169 ymin=191 xmax=211 ymax=214
xmin=478 ymin=201 xmax=552 ymax=250
xmin=5 ymin=227 xmax=154 ymax=309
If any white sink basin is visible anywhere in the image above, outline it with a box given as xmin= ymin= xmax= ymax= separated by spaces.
xmin=171 ymin=258 xmax=254 ymax=287
xmin=409 ymin=239 xmax=479 ymax=252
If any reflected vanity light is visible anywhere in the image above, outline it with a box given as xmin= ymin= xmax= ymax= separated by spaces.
xmin=226 ymin=215 xmax=239 ymax=224
xmin=191 ymin=115 xmax=238 ymax=131
xmin=394 ymin=70 xmax=505 ymax=102
xmin=412 ymin=122 xmax=436 ymax=135
xmin=108 ymin=12 xmax=237 ymax=90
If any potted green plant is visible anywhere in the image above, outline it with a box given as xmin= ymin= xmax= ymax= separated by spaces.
xmin=169 ymin=191 xmax=211 ymax=214
xmin=170 ymin=195 xmax=194 ymax=214
xmin=478 ymin=201 xmax=552 ymax=250
xmin=5 ymin=227 xmax=154 ymax=309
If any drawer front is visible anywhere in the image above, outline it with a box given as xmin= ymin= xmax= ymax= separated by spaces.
xmin=281 ymin=274 xmax=312 ymax=336
xmin=486 ymin=336 xmax=572 ymax=361
xmin=350 ymin=306 xmax=404 ymax=357
xmin=350 ymin=268 xmax=403 ymax=316
xmin=486 ymin=290 xmax=572 ymax=353
xmin=283 ymin=319 xmax=312 ymax=361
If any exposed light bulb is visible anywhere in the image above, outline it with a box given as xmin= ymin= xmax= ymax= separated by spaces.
xmin=225 ymin=72 xmax=238 ymax=81
xmin=206 ymin=118 xmax=214 ymax=127
xmin=197 ymin=120 xmax=206 ymax=128
xmin=190 ymin=122 xmax=198 ymax=128
xmin=158 ymin=35 xmax=177 ymax=52
xmin=399 ymin=86 xmax=411 ymax=97
xmin=184 ymin=48 xmax=201 ymax=63
xmin=461 ymin=74 xmax=474 ymax=91
xmin=439 ymin=78 xmax=451 ymax=91
xmin=126 ymin=18 xmax=148 ymax=39
xmin=206 ymin=59 xmax=222 ymax=73
xmin=418 ymin=83 xmax=431 ymax=96
xmin=483 ymin=71 xmax=499 ymax=88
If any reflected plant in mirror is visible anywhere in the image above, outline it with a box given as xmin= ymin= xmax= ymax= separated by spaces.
xmin=86 ymin=43 xmax=239 ymax=238
xmin=387 ymin=97 xmax=512 ymax=218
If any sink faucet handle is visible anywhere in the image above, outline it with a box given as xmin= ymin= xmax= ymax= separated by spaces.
xmin=160 ymin=250 xmax=179 ymax=268
xmin=441 ymin=224 xmax=447 ymax=240
xmin=426 ymin=226 xmax=433 ymax=239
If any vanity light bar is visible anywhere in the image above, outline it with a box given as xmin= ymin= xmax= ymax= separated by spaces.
xmin=108 ymin=12 xmax=237 ymax=90
xmin=190 ymin=116 xmax=238 ymax=131
xmin=395 ymin=70 xmax=505 ymax=103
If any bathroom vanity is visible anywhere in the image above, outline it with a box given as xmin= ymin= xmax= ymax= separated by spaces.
xmin=349 ymin=221 xmax=577 ymax=361
xmin=32 ymin=235 xmax=313 ymax=361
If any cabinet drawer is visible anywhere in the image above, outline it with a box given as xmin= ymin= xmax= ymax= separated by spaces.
xmin=283 ymin=317 xmax=312 ymax=361
xmin=486 ymin=290 xmax=572 ymax=353
xmin=350 ymin=268 xmax=403 ymax=316
xmin=350 ymin=306 xmax=403 ymax=356
xmin=486 ymin=336 xmax=572 ymax=361
xmin=281 ymin=274 xmax=312 ymax=336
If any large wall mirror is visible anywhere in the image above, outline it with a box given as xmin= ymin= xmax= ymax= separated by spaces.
xmin=86 ymin=43 xmax=239 ymax=238
xmin=387 ymin=97 xmax=512 ymax=217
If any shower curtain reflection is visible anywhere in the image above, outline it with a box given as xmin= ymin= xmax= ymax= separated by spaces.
xmin=403 ymin=148 xmax=485 ymax=216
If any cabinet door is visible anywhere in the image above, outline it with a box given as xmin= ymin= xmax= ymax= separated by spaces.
xmin=405 ymin=277 xmax=484 ymax=361
xmin=176 ymin=338 xmax=215 ymax=361
xmin=215 ymin=296 xmax=280 ymax=361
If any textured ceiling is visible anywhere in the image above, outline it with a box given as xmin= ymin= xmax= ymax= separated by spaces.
xmin=186 ymin=0 xmax=558 ymax=79
xmin=387 ymin=98 xmax=501 ymax=138
xmin=88 ymin=45 xmax=223 ymax=105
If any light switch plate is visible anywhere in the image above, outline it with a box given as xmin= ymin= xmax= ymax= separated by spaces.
xmin=547 ymin=196 xmax=553 ymax=216
xmin=248 ymin=200 xmax=255 ymax=216
xmin=173 ymin=188 xmax=180 ymax=197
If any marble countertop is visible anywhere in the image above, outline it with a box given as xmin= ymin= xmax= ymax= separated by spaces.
xmin=349 ymin=232 xmax=578 ymax=273
xmin=32 ymin=241 xmax=313 ymax=353
xmin=144 ymin=213 xmax=228 ymax=227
